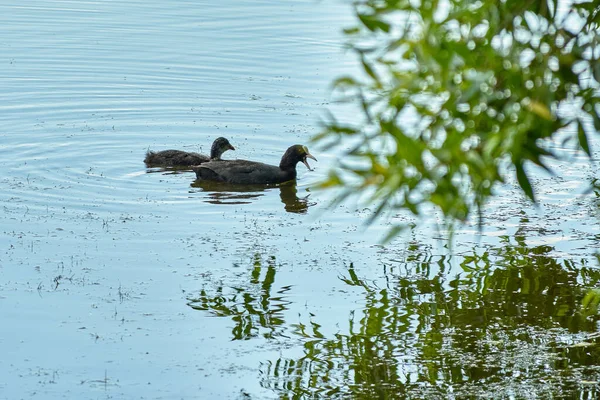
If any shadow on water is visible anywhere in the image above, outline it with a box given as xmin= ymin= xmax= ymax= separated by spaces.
xmin=186 ymin=231 xmax=600 ymax=399
xmin=191 ymin=180 xmax=314 ymax=213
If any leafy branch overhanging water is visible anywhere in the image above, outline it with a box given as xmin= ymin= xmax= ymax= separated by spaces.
xmin=315 ymin=0 xmax=600 ymax=238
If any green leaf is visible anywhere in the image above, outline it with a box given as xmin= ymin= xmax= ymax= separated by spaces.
xmin=358 ymin=14 xmax=391 ymax=32
xmin=527 ymin=100 xmax=552 ymax=120
xmin=593 ymin=111 xmax=600 ymax=133
xmin=515 ymin=161 xmax=536 ymax=202
xmin=332 ymin=76 xmax=359 ymax=88
xmin=577 ymin=120 xmax=591 ymax=157
xmin=343 ymin=27 xmax=361 ymax=35
xmin=360 ymin=55 xmax=379 ymax=84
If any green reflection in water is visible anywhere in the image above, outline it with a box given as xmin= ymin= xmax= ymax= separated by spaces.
xmin=188 ymin=235 xmax=600 ymax=398
xmin=187 ymin=253 xmax=292 ymax=340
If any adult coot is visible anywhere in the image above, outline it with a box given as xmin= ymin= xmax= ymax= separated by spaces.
xmin=193 ymin=145 xmax=316 ymax=184
xmin=144 ymin=137 xmax=234 ymax=168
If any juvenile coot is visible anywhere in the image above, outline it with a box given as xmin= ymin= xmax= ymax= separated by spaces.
xmin=193 ymin=145 xmax=316 ymax=185
xmin=144 ymin=137 xmax=234 ymax=168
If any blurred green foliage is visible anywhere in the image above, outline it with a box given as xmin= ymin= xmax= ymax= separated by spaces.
xmin=316 ymin=0 xmax=600 ymax=233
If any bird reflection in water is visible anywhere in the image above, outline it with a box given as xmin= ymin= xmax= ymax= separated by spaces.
xmin=191 ymin=180 xmax=313 ymax=213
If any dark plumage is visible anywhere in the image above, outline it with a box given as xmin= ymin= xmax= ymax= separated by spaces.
xmin=144 ymin=137 xmax=234 ymax=168
xmin=193 ymin=145 xmax=316 ymax=185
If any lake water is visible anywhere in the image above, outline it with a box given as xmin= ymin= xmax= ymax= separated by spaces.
xmin=1 ymin=1 xmax=599 ymax=399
